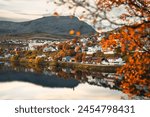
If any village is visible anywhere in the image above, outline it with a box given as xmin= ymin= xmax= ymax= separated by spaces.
xmin=0 ymin=34 xmax=125 ymax=66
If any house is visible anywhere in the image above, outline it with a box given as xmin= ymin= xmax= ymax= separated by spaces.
xmin=0 ymin=56 xmax=4 ymax=59
xmin=28 ymin=43 xmax=45 ymax=50
xmin=91 ymin=57 xmax=101 ymax=64
xmin=86 ymin=45 xmax=101 ymax=55
xmin=80 ymin=38 xmax=88 ymax=43
xmin=0 ymin=62 xmax=4 ymax=64
xmin=101 ymin=57 xmax=125 ymax=65
xmin=80 ymin=38 xmax=88 ymax=46
xmin=36 ymin=54 xmax=46 ymax=59
xmin=101 ymin=58 xmax=109 ymax=65
xmin=28 ymin=39 xmax=49 ymax=50
xmin=81 ymin=46 xmax=88 ymax=53
xmin=86 ymin=47 xmax=95 ymax=54
xmin=103 ymin=51 xmax=115 ymax=55
xmin=43 ymin=46 xmax=57 ymax=52
xmin=107 ymin=57 xmax=125 ymax=65
xmin=62 ymin=56 xmax=72 ymax=62
xmin=4 ymin=54 xmax=13 ymax=58
xmin=113 ymin=57 xmax=125 ymax=65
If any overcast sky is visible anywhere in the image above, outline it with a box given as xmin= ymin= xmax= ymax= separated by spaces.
xmin=0 ymin=0 xmax=126 ymax=31
xmin=0 ymin=0 xmax=88 ymax=22
xmin=0 ymin=0 xmax=57 ymax=21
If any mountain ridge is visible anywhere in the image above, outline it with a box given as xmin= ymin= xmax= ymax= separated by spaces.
xmin=0 ymin=16 xmax=96 ymax=38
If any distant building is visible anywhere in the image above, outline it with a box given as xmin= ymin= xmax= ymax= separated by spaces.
xmin=62 ymin=56 xmax=72 ymax=62
xmin=43 ymin=46 xmax=57 ymax=52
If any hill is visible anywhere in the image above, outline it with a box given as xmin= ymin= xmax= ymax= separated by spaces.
xmin=0 ymin=16 xmax=96 ymax=39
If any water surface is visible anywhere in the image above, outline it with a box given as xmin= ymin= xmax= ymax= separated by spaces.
xmin=0 ymin=62 xmax=145 ymax=99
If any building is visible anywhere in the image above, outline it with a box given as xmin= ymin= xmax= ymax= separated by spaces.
xmin=62 ymin=56 xmax=72 ymax=62
xmin=43 ymin=46 xmax=57 ymax=52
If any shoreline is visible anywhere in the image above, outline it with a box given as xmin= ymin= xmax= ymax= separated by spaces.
xmin=0 ymin=60 xmax=122 ymax=72
xmin=57 ymin=62 xmax=121 ymax=72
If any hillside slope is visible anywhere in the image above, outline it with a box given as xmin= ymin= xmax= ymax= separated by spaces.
xmin=0 ymin=16 xmax=96 ymax=37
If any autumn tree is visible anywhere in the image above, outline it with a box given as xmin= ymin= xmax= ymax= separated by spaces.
xmin=72 ymin=38 xmax=78 ymax=44
xmin=62 ymin=43 xmax=71 ymax=50
xmin=10 ymin=55 xmax=19 ymax=62
xmin=57 ymin=43 xmax=63 ymax=50
xmin=54 ymin=0 xmax=150 ymax=98
xmin=35 ymin=57 xmax=45 ymax=65
xmin=75 ymin=53 xmax=83 ymax=62
xmin=66 ymin=49 xmax=76 ymax=56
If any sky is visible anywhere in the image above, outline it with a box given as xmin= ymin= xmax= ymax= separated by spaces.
xmin=0 ymin=0 xmax=87 ymax=22
xmin=0 ymin=0 xmax=125 ymax=21
xmin=0 ymin=0 xmax=56 ymax=21
xmin=0 ymin=0 xmax=126 ymax=31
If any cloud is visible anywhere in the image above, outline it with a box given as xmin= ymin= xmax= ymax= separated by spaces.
xmin=0 ymin=0 xmax=51 ymax=21
xmin=0 ymin=9 xmax=42 ymax=21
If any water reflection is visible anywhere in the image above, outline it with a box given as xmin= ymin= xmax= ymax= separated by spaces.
xmin=0 ymin=62 xmax=149 ymax=100
xmin=0 ymin=63 xmax=117 ymax=90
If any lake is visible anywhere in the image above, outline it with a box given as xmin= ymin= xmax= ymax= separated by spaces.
xmin=0 ymin=62 xmax=148 ymax=100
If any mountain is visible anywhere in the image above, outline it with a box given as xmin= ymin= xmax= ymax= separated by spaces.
xmin=0 ymin=16 xmax=96 ymax=38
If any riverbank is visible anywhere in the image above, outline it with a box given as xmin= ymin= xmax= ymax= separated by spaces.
xmin=0 ymin=59 xmax=122 ymax=72
xmin=57 ymin=62 xmax=121 ymax=72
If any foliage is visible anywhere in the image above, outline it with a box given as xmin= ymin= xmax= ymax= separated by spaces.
xmin=54 ymin=0 xmax=150 ymax=97
xmin=75 ymin=53 xmax=83 ymax=62
xmin=35 ymin=57 xmax=45 ymax=65
xmin=10 ymin=55 xmax=19 ymax=62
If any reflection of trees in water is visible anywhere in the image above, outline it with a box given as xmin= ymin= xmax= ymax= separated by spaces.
xmin=1 ymin=63 xmax=149 ymax=99
xmin=0 ymin=62 xmax=44 ymax=73
xmin=46 ymin=66 xmax=150 ymax=99
xmin=0 ymin=63 xmax=79 ymax=88
xmin=45 ymin=67 xmax=117 ymax=90
xmin=1 ymin=63 xmax=118 ymax=90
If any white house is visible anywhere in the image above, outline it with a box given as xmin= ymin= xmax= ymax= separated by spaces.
xmin=86 ymin=45 xmax=101 ymax=54
xmin=36 ymin=54 xmax=46 ymax=59
xmin=80 ymin=38 xmax=88 ymax=43
xmin=103 ymin=51 xmax=115 ymax=55
xmin=113 ymin=57 xmax=125 ymax=65
xmin=28 ymin=39 xmax=49 ymax=50
xmin=102 ymin=57 xmax=125 ymax=65
xmin=101 ymin=57 xmax=110 ymax=65
xmin=43 ymin=46 xmax=57 ymax=52
xmin=28 ymin=43 xmax=45 ymax=51
xmin=0 ymin=56 xmax=4 ymax=59
xmin=4 ymin=54 xmax=13 ymax=58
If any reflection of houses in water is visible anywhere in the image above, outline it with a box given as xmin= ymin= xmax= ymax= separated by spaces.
xmin=47 ymin=67 xmax=118 ymax=90
xmin=0 ymin=63 xmax=117 ymax=91
xmin=45 ymin=67 xmax=118 ymax=90
xmin=1 ymin=63 xmax=148 ymax=98
xmin=1 ymin=63 xmax=35 ymax=73
xmin=0 ymin=64 xmax=79 ymax=89
xmin=86 ymin=74 xmax=115 ymax=89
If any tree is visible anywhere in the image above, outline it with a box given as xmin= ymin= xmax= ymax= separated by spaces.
xmin=35 ymin=57 xmax=45 ymax=65
xmin=54 ymin=0 xmax=150 ymax=98
xmin=57 ymin=43 xmax=63 ymax=50
xmin=62 ymin=43 xmax=71 ymax=50
xmin=75 ymin=53 xmax=83 ymax=62
xmin=66 ymin=49 xmax=76 ymax=56
xmin=10 ymin=55 xmax=19 ymax=62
